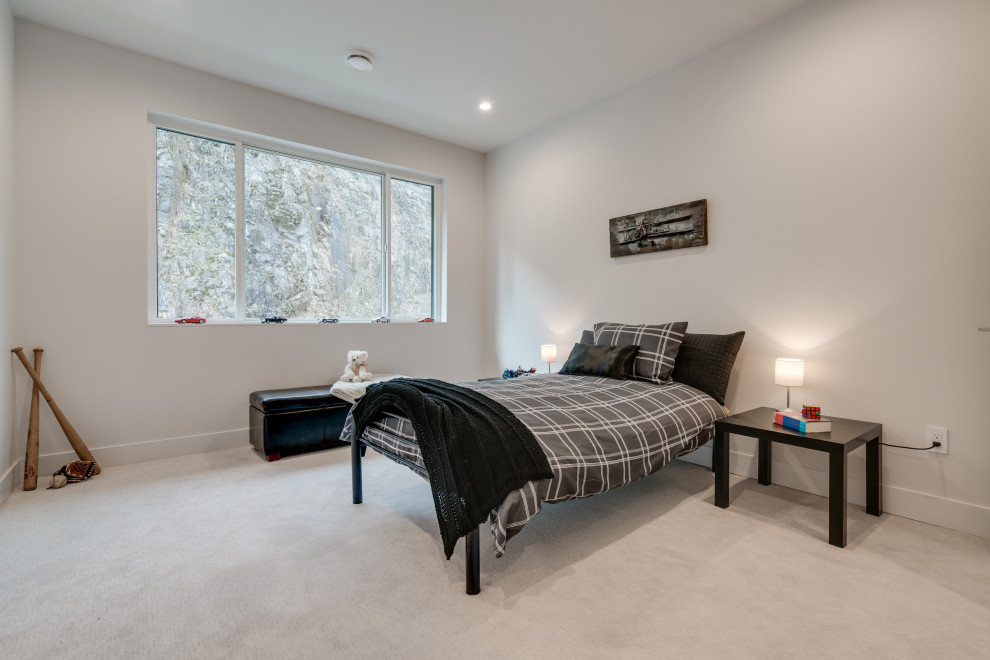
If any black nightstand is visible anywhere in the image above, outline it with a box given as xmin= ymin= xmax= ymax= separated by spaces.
xmin=713 ymin=406 xmax=882 ymax=547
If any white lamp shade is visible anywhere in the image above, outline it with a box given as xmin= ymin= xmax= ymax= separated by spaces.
xmin=541 ymin=344 xmax=558 ymax=363
xmin=774 ymin=358 xmax=805 ymax=387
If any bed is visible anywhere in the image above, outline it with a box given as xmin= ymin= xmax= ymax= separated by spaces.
xmin=340 ymin=323 xmax=744 ymax=594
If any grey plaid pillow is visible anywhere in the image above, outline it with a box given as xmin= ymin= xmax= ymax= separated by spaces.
xmin=593 ymin=321 xmax=688 ymax=384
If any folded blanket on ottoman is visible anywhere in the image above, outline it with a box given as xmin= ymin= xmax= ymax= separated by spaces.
xmin=330 ymin=374 xmax=406 ymax=404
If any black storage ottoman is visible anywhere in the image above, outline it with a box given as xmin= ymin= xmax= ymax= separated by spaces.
xmin=249 ymin=385 xmax=351 ymax=461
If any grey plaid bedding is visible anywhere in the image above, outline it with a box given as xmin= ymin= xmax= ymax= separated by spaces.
xmin=340 ymin=373 xmax=725 ymax=557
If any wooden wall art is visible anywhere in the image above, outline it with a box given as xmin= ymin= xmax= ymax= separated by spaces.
xmin=608 ymin=199 xmax=707 ymax=258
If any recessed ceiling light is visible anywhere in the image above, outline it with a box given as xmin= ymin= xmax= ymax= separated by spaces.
xmin=345 ymin=50 xmax=374 ymax=73
xmin=479 ymin=101 xmax=492 ymax=111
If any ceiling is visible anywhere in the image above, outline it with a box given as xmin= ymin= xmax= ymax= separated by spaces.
xmin=10 ymin=0 xmax=815 ymax=153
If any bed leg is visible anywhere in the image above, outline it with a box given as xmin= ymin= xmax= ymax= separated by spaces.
xmin=351 ymin=440 xmax=363 ymax=504
xmin=465 ymin=527 xmax=481 ymax=595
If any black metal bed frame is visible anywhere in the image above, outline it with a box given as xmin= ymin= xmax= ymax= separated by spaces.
xmin=351 ymin=438 xmax=482 ymax=595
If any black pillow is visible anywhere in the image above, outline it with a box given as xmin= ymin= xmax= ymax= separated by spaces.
xmin=670 ymin=332 xmax=745 ymax=405
xmin=559 ymin=343 xmax=639 ymax=379
xmin=579 ymin=329 xmax=595 ymax=345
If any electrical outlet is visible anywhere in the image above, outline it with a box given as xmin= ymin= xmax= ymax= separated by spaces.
xmin=926 ymin=426 xmax=948 ymax=454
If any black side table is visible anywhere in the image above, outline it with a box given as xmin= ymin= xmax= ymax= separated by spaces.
xmin=713 ymin=406 xmax=882 ymax=547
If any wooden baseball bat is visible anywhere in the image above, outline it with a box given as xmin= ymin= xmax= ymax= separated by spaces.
xmin=11 ymin=347 xmax=100 ymax=475
xmin=23 ymin=348 xmax=42 ymax=490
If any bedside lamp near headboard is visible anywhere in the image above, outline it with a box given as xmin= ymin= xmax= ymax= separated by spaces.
xmin=541 ymin=344 xmax=557 ymax=373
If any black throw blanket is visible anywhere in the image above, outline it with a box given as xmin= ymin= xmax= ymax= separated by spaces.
xmin=351 ymin=378 xmax=552 ymax=559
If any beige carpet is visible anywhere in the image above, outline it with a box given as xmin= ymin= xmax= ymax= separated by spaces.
xmin=1 ymin=446 xmax=988 ymax=659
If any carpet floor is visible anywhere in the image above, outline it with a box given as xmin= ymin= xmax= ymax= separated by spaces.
xmin=1 ymin=446 xmax=988 ymax=659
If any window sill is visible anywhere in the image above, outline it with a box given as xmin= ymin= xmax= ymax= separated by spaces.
xmin=148 ymin=319 xmax=443 ymax=327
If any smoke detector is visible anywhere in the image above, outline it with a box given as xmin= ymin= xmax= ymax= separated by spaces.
xmin=345 ymin=50 xmax=374 ymax=73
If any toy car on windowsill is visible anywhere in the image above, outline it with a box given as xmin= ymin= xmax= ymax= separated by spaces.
xmin=373 ymin=316 xmax=391 ymax=324
xmin=319 ymin=318 xmax=340 ymax=324
xmin=261 ymin=316 xmax=287 ymax=324
xmin=417 ymin=317 xmax=435 ymax=323
xmin=175 ymin=317 xmax=206 ymax=324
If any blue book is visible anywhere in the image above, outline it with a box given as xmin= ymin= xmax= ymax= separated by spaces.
xmin=774 ymin=411 xmax=832 ymax=433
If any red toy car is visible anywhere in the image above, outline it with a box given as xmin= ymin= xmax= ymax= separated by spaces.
xmin=175 ymin=317 xmax=206 ymax=324
xmin=417 ymin=317 xmax=435 ymax=323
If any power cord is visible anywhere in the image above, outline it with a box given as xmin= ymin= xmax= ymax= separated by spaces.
xmin=879 ymin=441 xmax=940 ymax=451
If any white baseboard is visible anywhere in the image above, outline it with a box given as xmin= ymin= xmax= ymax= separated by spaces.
xmin=4 ymin=428 xmax=248 ymax=491
xmin=7 ymin=430 xmax=988 ymax=540
xmin=679 ymin=444 xmax=990 ymax=539
xmin=1 ymin=459 xmax=17 ymax=506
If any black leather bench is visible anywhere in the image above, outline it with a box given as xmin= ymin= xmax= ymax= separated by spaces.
xmin=249 ymin=385 xmax=351 ymax=461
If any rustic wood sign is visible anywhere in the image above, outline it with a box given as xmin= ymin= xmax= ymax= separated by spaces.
xmin=609 ymin=199 xmax=707 ymax=258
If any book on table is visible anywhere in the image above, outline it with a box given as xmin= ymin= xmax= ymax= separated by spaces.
xmin=773 ymin=410 xmax=832 ymax=433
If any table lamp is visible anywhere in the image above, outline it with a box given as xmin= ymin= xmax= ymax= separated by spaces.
xmin=774 ymin=358 xmax=804 ymax=412
xmin=541 ymin=344 xmax=557 ymax=373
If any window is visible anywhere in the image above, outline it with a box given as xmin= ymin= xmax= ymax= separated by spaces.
xmin=152 ymin=118 xmax=440 ymax=322
xmin=242 ymin=147 xmax=383 ymax=319
xmin=155 ymin=130 xmax=236 ymax=318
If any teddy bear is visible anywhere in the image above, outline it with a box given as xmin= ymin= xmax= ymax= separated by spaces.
xmin=340 ymin=349 xmax=373 ymax=383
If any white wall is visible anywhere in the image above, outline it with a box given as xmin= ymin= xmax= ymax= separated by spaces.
xmin=486 ymin=0 xmax=990 ymax=537
xmin=11 ymin=21 xmax=487 ymax=475
xmin=0 ymin=0 xmax=14 ymax=502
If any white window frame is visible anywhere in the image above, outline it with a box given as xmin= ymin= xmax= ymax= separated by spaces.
xmin=147 ymin=111 xmax=445 ymax=325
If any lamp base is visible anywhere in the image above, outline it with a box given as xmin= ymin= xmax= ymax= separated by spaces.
xmin=776 ymin=385 xmax=800 ymax=413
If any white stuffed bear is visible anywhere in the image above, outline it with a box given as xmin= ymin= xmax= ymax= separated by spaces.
xmin=340 ymin=350 xmax=373 ymax=383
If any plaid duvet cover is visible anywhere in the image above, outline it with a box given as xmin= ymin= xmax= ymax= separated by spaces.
xmin=340 ymin=373 xmax=725 ymax=557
